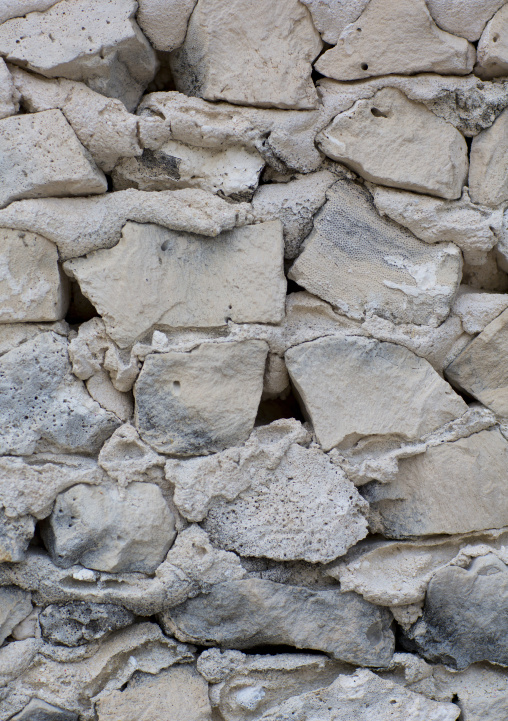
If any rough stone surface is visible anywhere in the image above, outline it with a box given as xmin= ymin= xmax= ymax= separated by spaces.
xmin=169 ymin=0 xmax=322 ymax=109
xmin=476 ymin=4 xmax=508 ymax=79
xmin=0 ymin=587 xmax=32 ymax=645
xmin=0 ymin=57 xmax=18 ymax=118
xmin=136 ymin=0 xmax=197 ymax=52
xmin=318 ymin=89 xmax=469 ymax=200
xmin=39 ymin=602 xmax=134 ymax=647
xmin=451 ymin=286 xmax=508 ymax=334
xmin=11 ymin=699 xmax=78 ymax=721
xmin=427 ymin=0 xmax=506 ymax=41
xmin=469 ymin=106 xmax=508 ymax=207
xmin=301 ymin=0 xmax=368 ymax=44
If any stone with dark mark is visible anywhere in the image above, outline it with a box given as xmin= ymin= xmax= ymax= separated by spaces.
xmin=39 ymin=602 xmax=135 ymax=646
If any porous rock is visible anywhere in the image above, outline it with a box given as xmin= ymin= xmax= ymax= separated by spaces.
xmin=0 ymin=586 xmax=32 ymax=644
xmin=476 ymin=3 xmax=508 ymax=78
xmin=469 ymin=106 xmax=508 ymax=206
xmin=98 ymin=424 xmax=164 ymax=486
xmin=288 ymin=181 xmax=462 ymax=326
xmin=64 ymin=221 xmax=285 ymax=347
xmin=39 ymin=602 xmax=134 ymax=647
xmin=0 ymin=512 xmax=35 ymax=563
xmin=300 ymin=0 xmax=368 ymax=45
xmin=317 ymin=89 xmax=469 ymax=199
xmin=136 ymin=0 xmax=197 ymax=52
xmin=315 ymin=0 xmax=475 ymax=81
xmin=169 ymin=0 xmax=322 ymax=109
xmin=134 ymin=341 xmax=268 ymax=456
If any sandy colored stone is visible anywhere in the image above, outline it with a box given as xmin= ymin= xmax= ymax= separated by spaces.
xmin=0 ymin=228 xmax=68 ymax=323
xmin=0 ymin=58 xmax=17 ymax=119
xmin=0 ymin=109 xmax=106 ymax=209
xmin=170 ymin=0 xmax=321 ymax=109
xmin=315 ymin=0 xmax=474 ymax=81
xmin=364 ymin=428 xmax=508 ymax=538
xmin=288 ymin=182 xmax=462 ymax=326
xmin=431 ymin=663 xmax=508 ymax=721
xmin=65 ymin=221 xmax=284 ymax=347
xmin=300 ymin=0 xmax=368 ymax=44
xmin=11 ymin=699 xmax=77 ymax=721
xmin=476 ymin=3 xmax=508 ymax=78
xmin=85 ymin=369 xmax=133 ymax=423
xmin=0 ymin=587 xmax=32 ymax=645
xmin=451 ymin=286 xmax=508 ymax=334
xmin=0 ymin=1 xmax=60 ymax=23
xmin=318 ymin=89 xmax=468 ymax=200
xmin=0 ymin=512 xmax=34 ymax=563
xmin=469 ymin=106 xmax=508 ymax=206
xmin=0 ymin=189 xmax=252 ymax=261
xmin=135 ymin=341 xmax=267 ymax=456
xmin=137 ymin=0 xmax=198 ymax=51
xmin=427 ymin=0 xmax=506 ymax=41
xmin=99 ymin=423 xmax=164 ymax=487
xmin=42 ymin=482 xmax=176 ymax=573
xmin=0 ymin=0 xmax=157 ymax=111
xmin=39 ymin=602 xmax=134 ymax=647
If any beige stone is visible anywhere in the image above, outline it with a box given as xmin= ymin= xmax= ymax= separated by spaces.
xmin=86 ymin=370 xmax=133 ymax=423
xmin=0 ymin=58 xmax=17 ymax=119
xmin=451 ymin=286 xmax=508 ymax=334
xmin=315 ymin=0 xmax=474 ymax=81
xmin=99 ymin=423 xmax=164 ymax=487
xmin=318 ymin=89 xmax=469 ymax=199
xmin=169 ymin=0 xmax=321 ymax=109
xmin=427 ymin=0 xmax=506 ymax=41
xmin=0 ymin=228 xmax=68 ymax=323
xmin=0 ymin=109 xmax=106 ymax=209
xmin=64 ymin=221 xmax=285 ymax=348
xmin=301 ymin=0 xmax=368 ymax=44
xmin=137 ymin=0 xmax=198 ymax=52
xmin=469 ymin=106 xmax=508 ymax=206
xmin=0 ymin=587 xmax=32 ymax=645
xmin=476 ymin=4 xmax=508 ymax=78
xmin=0 ymin=1 xmax=60 ymax=23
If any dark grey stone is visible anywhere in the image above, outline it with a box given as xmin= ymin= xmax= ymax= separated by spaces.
xmin=39 ymin=602 xmax=135 ymax=646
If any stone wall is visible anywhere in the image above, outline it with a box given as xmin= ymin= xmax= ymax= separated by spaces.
xmin=0 ymin=1 xmax=507 ymax=719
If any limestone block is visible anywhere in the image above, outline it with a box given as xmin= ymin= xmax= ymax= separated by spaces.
xmin=260 ymin=669 xmax=459 ymax=721
xmin=315 ymin=0 xmax=474 ymax=81
xmin=0 ymin=0 xmax=157 ymax=111
xmin=476 ymin=4 xmax=508 ymax=78
xmin=112 ymin=141 xmax=264 ymax=198
xmin=85 ymin=369 xmax=133 ymax=423
xmin=97 ymin=665 xmax=212 ymax=721
xmin=0 ymin=587 xmax=32 ymax=644
xmin=0 ymin=110 xmax=106 ymax=209
xmin=137 ymin=0 xmax=197 ymax=52
xmin=39 ymin=602 xmax=134 ymax=647
xmin=0 ymin=189 xmax=252 ymax=261
xmin=11 ymin=608 xmax=39 ymax=641
xmin=11 ymin=699 xmax=77 ymax=721
xmin=0 ymin=229 xmax=69 ymax=323
xmin=135 ymin=341 xmax=267 ymax=455
xmin=0 ymin=332 xmax=119 ymax=455
xmin=451 ymin=287 xmax=508 ymax=334
xmin=99 ymin=424 xmax=165 ymax=486
xmin=469 ymin=107 xmax=508 ymax=206
xmin=0 ymin=1 xmax=60 ymax=23
xmin=431 ymin=663 xmax=508 ymax=721
xmin=404 ymin=554 xmax=508 ymax=669
xmin=11 ymin=68 xmax=142 ymax=173
xmin=169 ymin=0 xmax=322 ymax=110
xmin=251 ymin=170 xmax=336 ymax=259
xmin=446 ymin=308 xmax=508 ymax=416
xmin=317 ymin=89 xmax=469 ymax=199
xmin=364 ymin=428 xmax=508 ymax=538
xmin=162 ymin=579 xmax=394 ymax=666
xmin=0 ymin=322 xmax=68 ymax=358
xmin=65 ymin=221 xmax=284 ymax=347
xmin=0 ymin=58 xmax=17 ymax=119
xmin=0 ymin=512 xmax=34 ymax=562
xmin=300 ymin=0 xmax=368 ymax=44
xmin=288 ymin=182 xmax=462 ymax=326
xmin=42 ymin=482 xmax=176 ymax=573
xmin=427 ymin=0 xmax=506 ymax=41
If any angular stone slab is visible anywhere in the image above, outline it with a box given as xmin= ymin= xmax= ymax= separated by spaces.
xmin=288 ymin=181 xmax=462 ymax=326
xmin=469 ymin=106 xmax=508 ymax=207
xmin=317 ymin=89 xmax=469 ymax=200
xmin=301 ymin=0 xmax=368 ymax=45
xmin=315 ymin=0 xmax=474 ymax=81
xmin=427 ymin=0 xmax=506 ymax=41
xmin=169 ymin=0 xmax=322 ymax=109
xmin=285 ymin=336 xmax=467 ymax=451
xmin=135 ymin=341 xmax=268 ymax=456
xmin=0 ymin=109 xmax=106 ymax=209
xmin=137 ymin=0 xmax=197 ymax=52
xmin=162 ymin=579 xmax=395 ymax=667
xmin=364 ymin=428 xmax=508 ymax=538
xmin=65 ymin=221 xmax=285 ymax=348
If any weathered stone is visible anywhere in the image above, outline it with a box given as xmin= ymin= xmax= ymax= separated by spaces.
xmin=0 ymin=109 xmax=106 ymax=209
xmin=39 ymin=602 xmax=134 ymax=647
xmin=446 ymin=308 xmax=508 ymax=416
xmin=0 ymin=511 xmax=35 ymax=562
xmin=0 ymin=0 xmax=157 ymax=111
xmin=452 ymin=287 xmax=508 ymax=335
xmin=113 ymin=140 xmax=264 ymax=198
xmin=476 ymin=4 xmax=508 ymax=78
xmin=364 ymin=428 xmax=508 ymax=538
xmin=469 ymin=107 xmax=508 ymax=207
xmin=0 ymin=332 xmax=119 ymax=455
xmin=137 ymin=0 xmax=197 ymax=52
xmin=404 ymin=554 xmax=508 ymax=669
xmin=135 ymin=341 xmax=267 ymax=456
xmin=97 ymin=665 xmax=212 ymax=721
xmin=11 ymin=608 xmax=39 ymax=641
xmin=0 ymin=189 xmax=252 ymax=261
xmin=286 ymin=336 xmax=467 ymax=451
xmin=85 ymin=369 xmax=133 ymax=423
xmin=99 ymin=424 xmax=164 ymax=487
xmin=318 ymin=89 xmax=468 ymax=199
xmin=42 ymin=482 xmax=176 ymax=573
xmin=251 ymin=170 xmax=335 ymax=258
xmin=429 ymin=662 xmax=508 ymax=721
xmin=0 ymin=1 xmax=60 ymax=23
xmin=64 ymin=221 xmax=285 ymax=347
xmin=260 ymin=669 xmax=460 ymax=721
xmin=162 ymin=579 xmax=394 ymax=666
xmin=315 ymin=0 xmax=474 ymax=81
xmin=0 ymin=229 xmax=68 ymax=323
xmin=0 ymin=58 xmax=17 ymax=119
xmin=170 ymin=0 xmax=321 ymax=110
xmin=300 ymin=0 xmax=368 ymax=44
xmin=427 ymin=0 xmax=506 ymax=41
xmin=288 ymin=182 xmax=462 ymax=326
xmin=11 ymin=699 xmax=78 ymax=721
xmin=0 ymin=322 xmax=68 ymax=357
xmin=0 ymin=587 xmax=32 ymax=644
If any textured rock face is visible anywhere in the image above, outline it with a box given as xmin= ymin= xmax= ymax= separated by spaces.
xmin=39 ymin=602 xmax=135 ymax=646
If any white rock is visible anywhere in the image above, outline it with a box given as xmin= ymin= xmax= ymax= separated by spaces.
xmin=99 ymin=424 xmax=165 ymax=487
xmin=0 ymin=1 xmax=60 ymax=23
xmin=317 ymin=88 xmax=469 ymax=199
xmin=11 ymin=608 xmax=39 ymax=641
xmin=285 ymin=335 xmax=467 ymax=451
xmin=469 ymin=106 xmax=508 ymax=207
xmin=42 ymin=482 xmax=176 ymax=573
xmin=300 ymin=0 xmax=368 ymax=44
xmin=0 ymin=0 xmax=157 ymax=111
xmin=0 ymin=58 xmax=17 ymax=119
xmin=169 ymin=0 xmax=322 ymax=109
xmin=476 ymin=3 xmax=508 ymax=78
xmin=451 ymin=286 xmax=508 ymax=334
xmin=86 ymin=369 xmax=133 ymax=423
xmin=0 ymin=512 xmax=34 ymax=562
xmin=0 ymin=587 xmax=32 ymax=645
xmin=135 ymin=340 xmax=268 ymax=455
xmin=65 ymin=221 xmax=285 ymax=348
xmin=137 ymin=0 xmax=197 ymax=51
xmin=0 ymin=322 xmax=69 ymax=359
xmin=431 ymin=663 xmax=508 ymax=721
xmin=0 ymin=228 xmax=68 ymax=323
xmin=315 ymin=0 xmax=474 ymax=81
xmin=426 ymin=0 xmax=506 ymax=41
xmin=10 ymin=68 xmax=142 ymax=173
xmin=288 ymin=181 xmax=463 ymax=327
xmin=365 ymin=428 xmax=508 ymax=537
xmin=112 ymin=140 xmax=264 ymax=198
xmin=0 ymin=109 xmax=106 ymax=209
